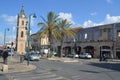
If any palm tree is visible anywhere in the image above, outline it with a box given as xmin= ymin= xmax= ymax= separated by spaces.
xmin=57 ymin=19 xmax=76 ymax=57
xmin=37 ymin=12 xmax=60 ymax=57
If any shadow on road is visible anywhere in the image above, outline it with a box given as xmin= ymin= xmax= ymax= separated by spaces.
xmin=87 ymin=62 xmax=120 ymax=72
xmin=80 ymin=70 xmax=100 ymax=73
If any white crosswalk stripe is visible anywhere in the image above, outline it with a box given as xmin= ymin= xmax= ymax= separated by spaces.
xmin=72 ymin=75 xmax=82 ymax=80
xmin=11 ymin=70 xmax=69 ymax=80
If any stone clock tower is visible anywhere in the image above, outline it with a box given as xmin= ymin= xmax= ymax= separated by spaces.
xmin=16 ymin=6 xmax=27 ymax=54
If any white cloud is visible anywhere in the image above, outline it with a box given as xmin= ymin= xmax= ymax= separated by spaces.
xmin=83 ymin=20 xmax=97 ymax=27
xmin=83 ymin=14 xmax=120 ymax=28
xmin=0 ymin=14 xmax=17 ymax=26
xmin=104 ymin=14 xmax=120 ymax=23
xmin=58 ymin=12 xmax=75 ymax=24
xmin=90 ymin=12 xmax=97 ymax=16
xmin=106 ymin=0 xmax=112 ymax=3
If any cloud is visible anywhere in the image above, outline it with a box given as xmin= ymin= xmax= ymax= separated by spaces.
xmin=83 ymin=14 xmax=120 ymax=28
xmin=90 ymin=12 xmax=97 ymax=16
xmin=103 ymin=14 xmax=120 ymax=23
xmin=83 ymin=20 xmax=97 ymax=27
xmin=106 ymin=0 xmax=112 ymax=3
xmin=58 ymin=12 xmax=75 ymax=24
xmin=0 ymin=14 xmax=17 ymax=26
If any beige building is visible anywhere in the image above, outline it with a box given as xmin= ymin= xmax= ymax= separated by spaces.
xmin=31 ymin=33 xmax=49 ymax=51
xmin=16 ymin=6 xmax=27 ymax=54
xmin=30 ymin=23 xmax=120 ymax=59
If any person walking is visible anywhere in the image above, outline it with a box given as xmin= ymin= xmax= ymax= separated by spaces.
xmin=2 ymin=49 xmax=9 ymax=64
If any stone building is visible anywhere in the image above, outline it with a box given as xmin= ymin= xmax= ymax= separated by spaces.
xmin=71 ymin=23 xmax=120 ymax=58
xmin=30 ymin=22 xmax=120 ymax=59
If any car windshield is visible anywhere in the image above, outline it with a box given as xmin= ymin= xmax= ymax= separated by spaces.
xmin=83 ymin=53 xmax=90 ymax=55
xmin=29 ymin=53 xmax=38 ymax=56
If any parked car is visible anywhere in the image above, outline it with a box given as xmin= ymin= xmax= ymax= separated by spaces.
xmin=79 ymin=53 xmax=92 ymax=59
xmin=66 ymin=54 xmax=79 ymax=58
xmin=25 ymin=52 xmax=41 ymax=61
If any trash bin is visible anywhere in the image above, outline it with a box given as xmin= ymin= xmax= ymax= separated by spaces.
xmin=20 ymin=55 xmax=24 ymax=63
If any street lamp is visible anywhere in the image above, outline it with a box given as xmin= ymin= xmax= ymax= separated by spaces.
xmin=73 ymin=38 xmax=76 ymax=54
xmin=27 ymin=13 xmax=36 ymax=65
xmin=4 ymin=28 xmax=9 ymax=48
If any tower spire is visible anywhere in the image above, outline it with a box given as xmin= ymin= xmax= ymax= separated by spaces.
xmin=21 ymin=5 xmax=24 ymax=14
xmin=18 ymin=5 xmax=26 ymax=18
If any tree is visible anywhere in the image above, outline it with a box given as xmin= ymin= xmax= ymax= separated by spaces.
xmin=57 ymin=19 xmax=76 ymax=57
xmin=38 ymin=12 xmax=60 ymax=57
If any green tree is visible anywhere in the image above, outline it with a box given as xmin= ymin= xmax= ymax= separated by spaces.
xmin=38 ymin=12 xmax=60 ymax=57
xmin=57 ymin=19 xmax=76 ymax=57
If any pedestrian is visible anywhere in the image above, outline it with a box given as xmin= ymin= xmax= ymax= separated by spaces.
xmin=2 ymin=49 xmax=9 ymax=64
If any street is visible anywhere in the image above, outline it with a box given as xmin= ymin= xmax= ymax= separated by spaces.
xmin=8 ymin=58 xmax=120 ymax=80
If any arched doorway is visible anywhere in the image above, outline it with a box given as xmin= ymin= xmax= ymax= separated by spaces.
xmin=84 ymin=46 xmax=94 ymax=58
xmin=100 ymin=46 xmax=111 ymax=58
xmin=75 ymin=46 xmax=81 ymax=55
xmin=116 ymin=48 xmax=120 ymax=59
xmin=63 ymin=46 xmax=71 ymax=55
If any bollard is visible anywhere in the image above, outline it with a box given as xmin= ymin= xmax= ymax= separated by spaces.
xmin=20 ymin=55 xmax=24 ymax=63
xmin=2 ymin=64 xmax=8 ymax=73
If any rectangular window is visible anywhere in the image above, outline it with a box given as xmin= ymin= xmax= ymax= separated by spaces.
xmin=117 ymin=30 xmax=120 ymax=37
xmin=84 ymin=33 xmax=87 ymax=39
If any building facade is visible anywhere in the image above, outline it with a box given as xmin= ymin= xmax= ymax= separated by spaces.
xmin=30 ymin=23 xmax=120 ymax=59
xmin=16 ymin=6 xmax=27 ymax=54
xmin=71 ymin=23 xmax=120 ymax=58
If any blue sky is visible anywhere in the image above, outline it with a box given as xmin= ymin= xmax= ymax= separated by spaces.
xmin=0 ymin=0 xmax=120 ymax=45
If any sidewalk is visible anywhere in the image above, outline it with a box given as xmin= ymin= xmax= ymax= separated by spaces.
xmin=47 ymin=56 xmax=79 ymax=62
xmin=0 ymin=56 xmax=36 ymax=74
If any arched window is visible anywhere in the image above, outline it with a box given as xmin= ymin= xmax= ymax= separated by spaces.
xmin=21 ymin=31 xmax=24 ymax=37
xmin=22 ymin=21 xmax=24 ymax=25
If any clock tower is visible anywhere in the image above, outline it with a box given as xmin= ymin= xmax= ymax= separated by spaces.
xmin=16 ymin=6 xmax=27 ymax=54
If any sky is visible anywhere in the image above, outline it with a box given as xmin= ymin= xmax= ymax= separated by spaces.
xmin=0 ymin=0 xmax=120 ymax=45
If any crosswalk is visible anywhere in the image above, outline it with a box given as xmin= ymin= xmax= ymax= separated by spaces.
xmin=9 ymin=67 xmax=83 ymax=80
xmin=10 ymin=69 xmax=70 ymax=80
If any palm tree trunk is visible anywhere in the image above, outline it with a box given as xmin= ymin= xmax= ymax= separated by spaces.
xmin=60 ymin=39 xmax=64 ymax=57
xmin=48 ymin=28 xmax=52 ymax=57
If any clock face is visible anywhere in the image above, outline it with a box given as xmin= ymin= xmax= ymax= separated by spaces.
xmin=22 ymin=15 xmax=25 ymax=18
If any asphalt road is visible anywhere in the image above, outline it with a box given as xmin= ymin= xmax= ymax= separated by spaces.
xmin=33 ymin=59 xmax=120 ymax=80
xmin=0 ymin=74 xmax=9 ymax=80
xmin=9 ymin=58 xmax=120 ymax=80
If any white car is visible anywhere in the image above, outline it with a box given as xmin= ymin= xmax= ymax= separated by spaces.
xmin=25 ymin=52 xmax=41 ymax=61
xmin=79 ymin=53 xmax=92 ymax=59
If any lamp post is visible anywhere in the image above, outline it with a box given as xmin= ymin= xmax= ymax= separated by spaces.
xmin=27 ymin=13 xmax=36 ymax=65
xmin=74 ymin=38 xmax=77 ymax=54
xmin=4 ymin=28 xmax=9 ymax=48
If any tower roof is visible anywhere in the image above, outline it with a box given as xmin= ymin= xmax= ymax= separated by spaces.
xmin=18 ymin=5 xmax=26 ymax=18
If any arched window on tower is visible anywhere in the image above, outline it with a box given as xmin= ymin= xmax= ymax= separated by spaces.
xmin=22 ymin=21 xmax=24 ymax=25
xmin=21 ymin=31 xmax=24 ymax=37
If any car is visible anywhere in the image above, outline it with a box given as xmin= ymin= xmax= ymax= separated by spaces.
xmin=66 ymin=54 xmax=79 ymax=58
xmin=25 ymin=52 xmax=41 ymax=61
xmin=79 ymin=53 xmax=92 ymax=59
